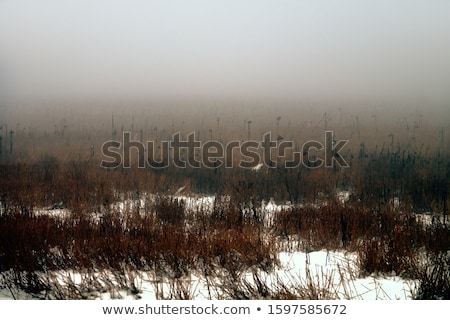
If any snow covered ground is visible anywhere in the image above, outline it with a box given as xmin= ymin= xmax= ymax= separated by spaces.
xmin=1 ymin=191 xmax=440 ymax=300
xmin=97 ymin=250 xmax=416 ymax=300
xmin=0 ymin=249 xmax=416 ymax=300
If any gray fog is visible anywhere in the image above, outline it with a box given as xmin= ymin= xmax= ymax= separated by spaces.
xmin=1 ymin=0 xmax=450 ymax=104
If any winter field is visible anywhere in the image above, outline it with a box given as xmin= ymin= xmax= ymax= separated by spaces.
xmin=2 ymin=1 xmax=450 ymax=310
xmin=0 ymin=192 xmax=447 ymax=300
xmin=1 ymin=103 xmax=450 ymax=302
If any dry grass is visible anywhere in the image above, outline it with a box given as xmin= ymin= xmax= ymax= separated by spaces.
xmin=1 ymin=103 xmax=449 ymax=299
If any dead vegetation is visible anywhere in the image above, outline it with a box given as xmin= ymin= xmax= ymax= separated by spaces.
xmin=0 ymin=102 xmax=449 ymax=299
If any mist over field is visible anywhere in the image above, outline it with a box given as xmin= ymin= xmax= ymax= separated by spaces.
xmin=1 ymin=0 xmax=450 ymax=210
xmin=1 ymin=1 xmax=450 ymax=302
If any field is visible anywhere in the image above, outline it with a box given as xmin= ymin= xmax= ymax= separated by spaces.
xmin=0 ymin=101 xmax=449 ymax=300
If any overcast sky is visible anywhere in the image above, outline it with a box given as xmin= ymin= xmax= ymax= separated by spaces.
xmin=1 ymin=0 xmax=450 ymax=103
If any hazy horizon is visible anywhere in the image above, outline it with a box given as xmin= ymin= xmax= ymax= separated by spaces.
xmin=1 ymin=0 xmax=450 ymax=104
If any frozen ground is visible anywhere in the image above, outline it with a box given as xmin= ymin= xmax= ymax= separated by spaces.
xmin=0 ymin=249 xmax=417 ymax=300
xmin=1 ymin=191 xmax=441 ymax=300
